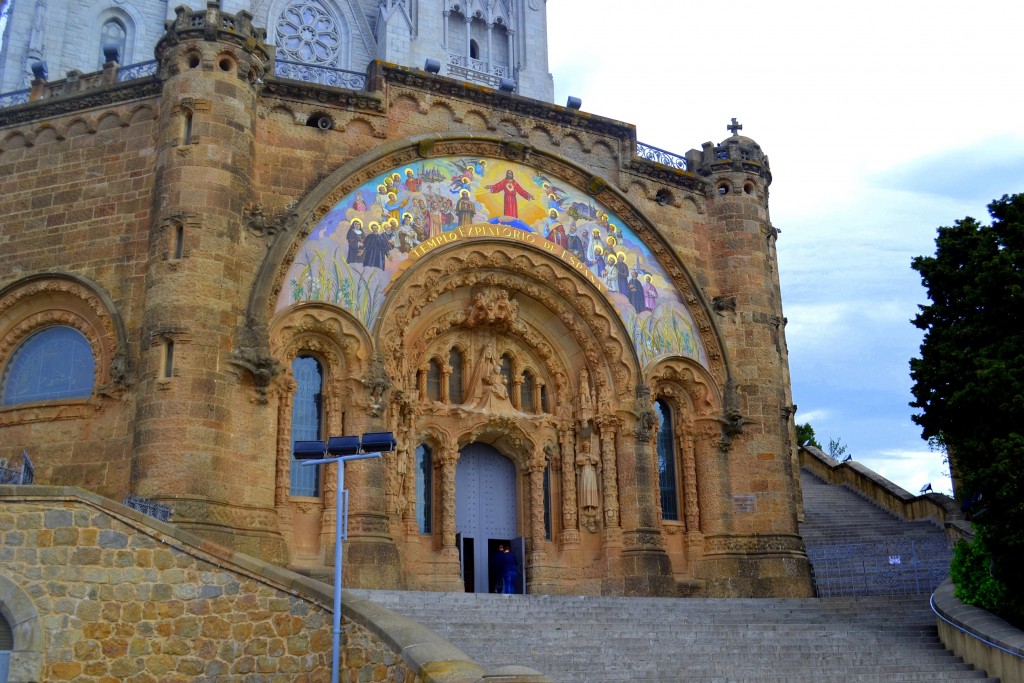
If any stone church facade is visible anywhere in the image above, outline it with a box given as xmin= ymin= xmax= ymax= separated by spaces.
xmin=0 ymin=1 xmax=812 ymax=599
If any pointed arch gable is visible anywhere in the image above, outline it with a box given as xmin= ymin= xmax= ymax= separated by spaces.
xmin=249 ymin=135 xmax=730 ymax=390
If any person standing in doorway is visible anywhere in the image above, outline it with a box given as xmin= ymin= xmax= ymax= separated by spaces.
xmin=500 ymin=544 xmax=519 ymax=594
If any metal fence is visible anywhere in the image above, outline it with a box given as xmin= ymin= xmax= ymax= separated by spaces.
xmin=123 ymin=494 xmax=172 ymax=522
xmin=273 ymin=59 xmax=366 ymax=90
xmin=807 ymin=536 xmax=953 ymax=597
xmin=636 ymin=142 xmax=689 ymax=172
xmin=0 ymin=451 xmax=34 ymax=485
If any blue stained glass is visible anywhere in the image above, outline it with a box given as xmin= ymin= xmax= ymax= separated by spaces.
xmin=290 ymin=355 xmax=322 ymax=496
xmin=415 ymin=444 xmax=432 ymax=534
xmin=1 ymin=326 xmax=95 ymax=406
xmin=655 ymin=399 xmax=679 ymax=521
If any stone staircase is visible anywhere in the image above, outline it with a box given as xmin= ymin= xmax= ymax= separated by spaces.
xmin=349 ymin=590 xmax=994 ymax=682
xmin=799 ymin=469 xmax=953 ymax=597
xmin=347 ymin=468 xmax=983 ymax=682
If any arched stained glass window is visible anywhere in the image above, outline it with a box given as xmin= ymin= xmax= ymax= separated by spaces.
xmin=1 ymin=326 xmax=95 ymax=406
xmin=290 ymin=355 xmax=322 ymax=496
xmin=448 ymin=348 xmax=464 ymax=404
xmin=655 ymin=399 xmax=679 ymax=521
xmin=426 ymin=358 xmax=441 ymax=401
xmin=415 ymin=444 xmax=432 ymax=534
xmin=499 ymin=354 xmax=513 ymax=396
xmin=520 ymin=369 xmax=535 ymax=413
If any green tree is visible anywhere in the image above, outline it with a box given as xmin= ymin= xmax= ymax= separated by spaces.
xmin=910 ymin=193 xmax=1024 ymax=624
xmin=795 ymin=422 xmax=821 ymax=449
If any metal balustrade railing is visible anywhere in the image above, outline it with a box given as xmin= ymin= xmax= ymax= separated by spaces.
xmin=807 ymin=535 xmax=953 ymax=597
xmin=116 ymin=59 xmax=158 ymax=82
xmin=123 ymin=494 xmax=172 ymax=522
xmin=273 ymin=59 xmax=366 ymax=90
xmin=636 ymin=142 xmax=688 ymax=171
xmin=0 ymin=451 xmax=34 ymax=485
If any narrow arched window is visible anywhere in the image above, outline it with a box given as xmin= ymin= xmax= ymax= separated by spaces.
xmin=499 ymin=354 xmax=513 ymax=396
xmin=469 ymin=17 xmax=487 ymax=61
xmin=655 ymin=398 xmax=679 ymax=521
xmin=426 ymin=358 xmax=441 ymax=401
xmin=543 ymin=463 xmax=551 ymax=540
xmin=1 ymin=326 xmax=95 ymax=406
xmin=491 ymin=23 xmax=510 ymax=67
xmin=520 ymin=370 xmax=535 ymax=413
xmin=415 ymin=444 xmax=432 ymax=534
xmin=447 ymin=10 xmax=467 ymax=56
xmin=540 ymin=384 xmax=549 ymax=413
xmin=290 ymin=355 xmax=322 ymax=496
xmin=99 ymin=18 xmax=127 ymax=67
xmin=448 ymin=348 xmax=463 ymax=404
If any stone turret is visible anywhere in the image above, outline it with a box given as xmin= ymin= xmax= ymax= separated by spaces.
xmin=690 ymin=120 xmax=803 ymax=595
xmin=131 ymin=4 xmax=283 ymax=560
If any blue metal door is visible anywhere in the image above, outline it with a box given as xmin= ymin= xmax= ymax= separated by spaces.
xmin=456 ymin=443 xmax=518 ymax=593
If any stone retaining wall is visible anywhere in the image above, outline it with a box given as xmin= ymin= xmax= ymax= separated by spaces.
xmin=0 ymin=486 xmax=417 ymax=682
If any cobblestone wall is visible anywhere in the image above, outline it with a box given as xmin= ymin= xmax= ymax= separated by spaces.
xmin=0 ymin=490 xmax=417 ymax=682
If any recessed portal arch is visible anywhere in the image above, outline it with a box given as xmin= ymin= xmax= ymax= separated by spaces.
xmin=456 ymin=442 xmax=520 ymax=593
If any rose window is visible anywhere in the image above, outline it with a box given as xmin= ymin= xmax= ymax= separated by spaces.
xmin=276 ymin=0 xmax=342 ymax=65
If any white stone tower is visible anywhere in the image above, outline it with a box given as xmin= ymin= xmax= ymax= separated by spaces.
xmin=0 ymin=0 xmax=554 ymax=100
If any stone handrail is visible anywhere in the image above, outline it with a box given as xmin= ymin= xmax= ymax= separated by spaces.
xmin=932 ymin=579 xmax=1024 ymax=682
xmin=799 ymin=445 xmax=971 ymax=539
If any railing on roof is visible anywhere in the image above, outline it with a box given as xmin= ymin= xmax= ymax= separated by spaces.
xmin=123 ymin=493 xmax=173 ymax=522
xmin=0 ymin=88 xmax=30 ymax=108
xmin=273 ymin=59 xmax=366 ymax=91
xmin=116 ymin=59 xmax=158 ymax=82
xmin=0 ymin=59 xmax=159 ymax=110
xmin=636 ymin=141 xmax=688 ymax=172
xmin=0 ymin=451 xmax=34 ymax=485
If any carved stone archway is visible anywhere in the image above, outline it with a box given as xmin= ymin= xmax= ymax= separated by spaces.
xmin=268 ymin=302 xmax=372 ymax=568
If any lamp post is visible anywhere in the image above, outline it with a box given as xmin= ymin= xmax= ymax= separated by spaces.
xmin=294 ymin=431 xmax=397 ymax=683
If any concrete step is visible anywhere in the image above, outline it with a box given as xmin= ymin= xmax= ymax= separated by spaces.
xmin=349 ymin=590 xmax=991 ymax=682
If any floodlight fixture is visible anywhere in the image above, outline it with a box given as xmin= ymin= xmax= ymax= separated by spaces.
xmin=566 ymin=96 xmax=582 ymax=110
xmin=498 ymin=78 xmax=516 ymax=93
xmin=31 ymin=60 xmax=47 ymax=81
xmin=360 ymin=431 xmax=397 ymax=454
xmin=424 ymin=58 xmax=441 ymax=74
xmin=326 ymin=435 xmax=360 ymax=457
xmin=919 ymin=483 xmax=933 ymax=494
xmin=103 ymin=42 xmax=121 ymax=64
xmin=293 ymin=440 xmax=326 ymax=460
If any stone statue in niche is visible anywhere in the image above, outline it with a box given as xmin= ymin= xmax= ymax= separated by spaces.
xmin=467 ymin=348 xmax=515 ymax=414
xmin=577 ymin=369 xmax=594 ymax=426
xmin=577 ymin=441 xmax=600 ymax=533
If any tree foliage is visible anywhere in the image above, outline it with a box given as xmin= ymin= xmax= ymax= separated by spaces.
xmin=795 ymin=422 xmax=821 ymax=449
xmin=910 ymin=193 xmax=1024 ymax=623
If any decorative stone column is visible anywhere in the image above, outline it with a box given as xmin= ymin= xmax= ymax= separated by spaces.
xmin=597 ymin=416 xmax=621 ymax=535
xmin=617 ymin=385 xmax=674 ymax=596
xmin=437 ymin=444 xmax=459 ymax=557
xmin=557 ymin=426 xmax=579 ymax=547
xmin=681 ymin=425 xmax=703 ymax=552
xmin=527 ymin=455 xmax=547 ymax=556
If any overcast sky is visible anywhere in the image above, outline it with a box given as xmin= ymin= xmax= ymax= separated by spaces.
xmin=548 ymin=0 xmax=1024 ymax=495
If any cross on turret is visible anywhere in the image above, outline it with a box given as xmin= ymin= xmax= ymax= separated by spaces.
xmin=727 ymin=118 xmax=743 ymax=136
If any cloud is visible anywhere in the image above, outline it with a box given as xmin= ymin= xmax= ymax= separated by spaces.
xmin=870 ymin=138 xmax=1024 ymax=205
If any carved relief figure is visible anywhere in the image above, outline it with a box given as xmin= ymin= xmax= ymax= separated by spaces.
xmin=577 ymin=441 xmax=600 ymax=532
